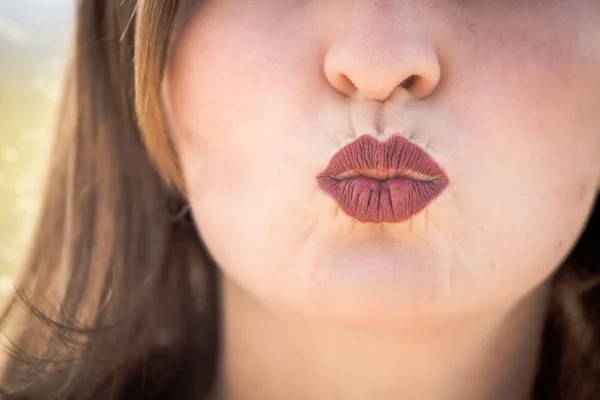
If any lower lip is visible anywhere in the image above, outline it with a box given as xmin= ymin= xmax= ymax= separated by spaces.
xmin=318 ymin=175 xmax=448 ymax=223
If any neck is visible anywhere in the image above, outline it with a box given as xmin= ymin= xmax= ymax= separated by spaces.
xmin=212 ymin=276 xmax=550 ymax=400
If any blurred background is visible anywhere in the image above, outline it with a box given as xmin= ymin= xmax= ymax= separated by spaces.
xmin=0 ymin=1 xmax=74 ymax=284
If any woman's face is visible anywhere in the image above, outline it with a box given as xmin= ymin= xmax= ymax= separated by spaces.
xmin=162 ymin=0 xmax=600 ymax=327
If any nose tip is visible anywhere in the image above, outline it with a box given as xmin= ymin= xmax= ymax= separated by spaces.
xmin=324 ymin=32 xmax=441 ymax=102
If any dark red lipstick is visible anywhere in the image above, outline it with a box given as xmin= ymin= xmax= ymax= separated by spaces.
xmin=317 ymin=134 xmax=449 ymax=223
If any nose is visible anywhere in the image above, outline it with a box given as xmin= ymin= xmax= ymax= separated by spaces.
xmin=323 ymin=7 xmax=441 ymax=102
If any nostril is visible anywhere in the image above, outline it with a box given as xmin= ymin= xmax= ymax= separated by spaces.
xmin=400 ymin=74 xmax=418 ymax=90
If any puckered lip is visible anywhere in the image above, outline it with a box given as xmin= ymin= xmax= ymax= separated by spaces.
xmin=317 ymin=134 xmax=448 ymax=183
xmin=316 ymin=134 xmax=449 ymax=223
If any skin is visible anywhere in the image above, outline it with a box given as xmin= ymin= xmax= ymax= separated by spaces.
xmin=161 ymin=0 xmax=600 ymax=399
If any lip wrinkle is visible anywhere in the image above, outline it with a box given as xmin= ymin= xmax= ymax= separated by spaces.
xmin=317 ymin=134 xmax=449 ymax=223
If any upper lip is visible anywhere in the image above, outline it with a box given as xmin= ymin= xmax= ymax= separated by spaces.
xmin=318 ymin=134 xmax=448 ymax=183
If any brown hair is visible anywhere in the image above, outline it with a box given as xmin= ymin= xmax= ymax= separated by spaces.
xmin=0 ymin=1 xmax=598 ymax=399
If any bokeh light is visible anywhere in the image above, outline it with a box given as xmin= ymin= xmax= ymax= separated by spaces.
xmin=0 ymin=1 xmax=74 ymax=285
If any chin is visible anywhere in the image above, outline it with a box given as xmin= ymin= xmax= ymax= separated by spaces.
xmin=305 ymin=237 xmax=459 ymax=331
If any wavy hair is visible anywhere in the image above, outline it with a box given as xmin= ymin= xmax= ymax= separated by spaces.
xmin=0 ymin=1 xmax=598 ymax=399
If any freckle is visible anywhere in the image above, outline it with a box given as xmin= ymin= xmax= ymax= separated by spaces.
xmin=557 ymin=240 xmax=564 ymax=249
xmin=490 ymin=261 xmax=496 ymax=270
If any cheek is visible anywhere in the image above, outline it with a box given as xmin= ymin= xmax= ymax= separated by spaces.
xmin=437 ymin=11 xmax=600 ymax=291
xmin=162 ymin=6 xmax=331 ymax=302
xmin=164 ymin=3 xmax=326 ymax=176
